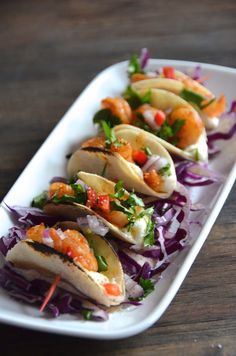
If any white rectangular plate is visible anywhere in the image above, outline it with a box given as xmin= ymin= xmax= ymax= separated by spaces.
xmin=0 ymin=59 xmax=235 ymax=339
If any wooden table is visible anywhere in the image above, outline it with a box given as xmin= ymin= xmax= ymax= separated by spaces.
xmin=0 ymin=1 xmax=235 ymax=355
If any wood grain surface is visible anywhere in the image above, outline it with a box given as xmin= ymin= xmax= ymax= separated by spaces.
xmin=0 ymin=1 xmax=235 ymax=355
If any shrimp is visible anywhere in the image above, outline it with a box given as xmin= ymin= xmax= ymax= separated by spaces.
xmin=101 ymin=97 xmax=132 ymax=124
xmin=26 ymin=224 xmax=98 ymax=272
xmin=130 ymin=73 xmax=152 ymax=82
xmin=101 ymin=210 xmax=129 ymax=228
xmin=111 ymin=139 xmax=133 ymax=162
xmin=144 ymin=170 xmax=163 ymax=192
xmin=81 ymin=134 xmax=134 ymax=162
xmin=169 ymin=107 xmax=204 ymax=149
xmin=48 ymin=182 xmax=75 ymax=199
xmin=202 ymin=94 xmax=226 ymax=118
xmin=81 ymin=136 xmax=105 ymax=149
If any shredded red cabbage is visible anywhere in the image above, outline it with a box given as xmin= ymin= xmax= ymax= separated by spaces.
xmin=139 ymin=48 xmax=150 ymax=70
xmin=4 ymin=204 xmax=59 ymax=228
xmin=0 ymin=263 xmax=108 ymax=321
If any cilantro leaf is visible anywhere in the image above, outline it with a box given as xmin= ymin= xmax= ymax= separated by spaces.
xmin=124 ymin=192 xmax=145 ymax=208
xmin=51 ymin=194 xmax=78 ymax=204
xmin=139 ymin=277 xmax=155 ymax=298
xmin=180 ymin=89 xmax=204 ymax=108
xmin=93 ymin=108 xmax=121 ymax=128
xmin=81 ymin=310 xmax=92 ymax=320
xmin=143 ymin=218 xmax=155 ymax=247
xmin=96 ymin=255 xmax=108 ymax=272
xmin=158 ymin=163 xmax=171 ymax=176
xmin=31 ymin=191 xmax=48 ymax=209
xmin=123 ymin=86 xmax=151 ymax=110
xmin=127 ymin=54 xmax=143 ymax=77
xmin=101 ymin=162 xmax=108 ymax=177
xmin=144 ymin=146 xmax=152 ymax=157
xmin=101 ymin=121 xmax=117 ymax=148
xmin=110 ymin=200 xmax=132 ymax=216
xmin=171 ymin=119 xmax=186 ymax=136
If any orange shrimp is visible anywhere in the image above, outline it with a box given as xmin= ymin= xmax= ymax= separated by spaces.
xmin=202 ymin=94 xmax=226 ymax=118
xmin=110 ymin=139 xmax=133 ymax=162
xmin=101 ymin=97 xmax=132 ymax=124
xmin=169 ymin=107 xmax=204 ymax=149
xmin=101 ymin=210 xmax=129 ymax=228
xmin=130 ymin=73 xmax=152 ymax=82
xmin=144 ymin=170 xmax=162 ymax=192
xmin=48 ymin=182 xmax=75 ymax=199
xmin=26 ymin=224 xmax=98 ymax=271
xmin=81 ymin=136 xmax=105 ymax=149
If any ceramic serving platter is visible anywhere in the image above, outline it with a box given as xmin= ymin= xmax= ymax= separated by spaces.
xmin=0 ymin=59 xmax=235 ymax=339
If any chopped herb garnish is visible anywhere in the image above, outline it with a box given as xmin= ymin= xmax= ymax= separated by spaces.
xmin=93 ymin=108 xmax=121 ymax=128
xmin=143 ymin=220 xmax=155 ymax=247
xmin=124 ymin=192 xmax=145 ymax=208
xmin=101 ymin=121 xmax=118 ymax=148
xmin=127 ymin=54 xmax=143 ymax=77
xmin=139 ymin=278 xmax=155 ymax=298
xmin=157 ymin=119 xmax=185 ymax=145
xmin=51 ymin=194 xmax=78 ymax=204
xmin=96 ymin=255 xmax=108 ymax=272
xmin=158 ymin=163 xmax=171 ymax=176
xmin=193 ymin=148 xmax=200 ymax=161
xmin=82 ymin=310 xmax=92 ymax=320
xmin=144 ymin=146 xmax=152 ymax=157
xmin=200 ymin=97 xmax=215 ymax=109
xmin=68 ymin=175 xmax=78 ymax=184
xmin=123 ymin=86 xmax=151 ymax=110
xmin=101 ymin=162 xmax=108 ymax=177
xmin=133 ymin=113 xmax=153 ymax=132
xmin=180 ymin=88 xmax=204 ymax=108
xmin=51 ymin=183 xmax=87 ymax=205
xmin=31 ymin=191 xmax=48 ymax=209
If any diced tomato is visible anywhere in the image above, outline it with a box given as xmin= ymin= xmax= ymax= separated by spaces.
xmin=86 ymin=187 xmax=97 ymax=209
xmin=163 ymin=66 xmax=175 ymax=79
xmin=132 ymin=150 xmax=148 ymax=166
xmin=154 ymin=110 xmax=166 ymax=126
xmin=103 ymin=283 xmax=121 ymax=296
xmin=97 ymin=194 xmax=110 ymax=213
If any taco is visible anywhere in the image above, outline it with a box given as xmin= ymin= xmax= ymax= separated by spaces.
xmin=40 ymin=172 xmax=155 ymax=246
xmin=67 ymin=123 xmax=177 ymax=198
xmin=6 ymin=221 xmax=125 ymax=307
xmin=131 ymin=67 xmax=226 ymax=130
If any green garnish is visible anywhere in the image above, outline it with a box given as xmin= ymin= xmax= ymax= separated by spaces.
xmin=133 ymin=113 xmax=153 ymax=132
xmin=82 ymin=310 xmax=92 ymax=320
xmin=139 ymin=278 xmax=155 ymax=298
xmin=101 ymin=162 xmax=108 ymax=177
xmin=158 ymin=163 xmax=171 ymax=176
xmin=144 ymin=146 xmax=152 ymax=157
xmin=93 ymin=108 xmax=121 ymax=128
xmin=180 ymin=88 xmax=204 ymax=108
xmin=51 ymin=194 xmax=78 ymax=204
xmin=200 ymin=97 xmax=215 ymax=109
xmin=96 ymin=255 xmax=108 ymax=272
xmin=31 ymin=191 xmax=48 ymax=209
xmin=101 ymin=120 xmax=118 ymax=148
xmin=158 ymin=119 xmax=185 ymax=145
xmin=123 ymin=86 xmax=151 ymax=110
xmin=143 ymin=219 xmax=155 ymax=247
xmin=127 ymin=54 xmax=143 ymax=77
xmin=110 ymin=181 xmax=154 ymax=235
xmin=50 ymin=183 xmax=87 ymax=205
xmin=193 ymin=148 xmax=200 ymax=161
xmin=129 ymin=277 xmax=155 ymax=301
